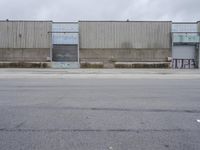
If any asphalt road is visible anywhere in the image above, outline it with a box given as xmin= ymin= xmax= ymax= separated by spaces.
xmin=0 ymin=78 xmax=200 ymax=150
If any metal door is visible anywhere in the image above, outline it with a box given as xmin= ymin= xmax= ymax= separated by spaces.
xmin=52 ymin=44 xmax=78 ymax=62
xmin=172 ymin=46 xmax=196 ymax=69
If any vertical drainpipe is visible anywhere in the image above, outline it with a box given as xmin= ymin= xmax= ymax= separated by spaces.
xmin=49 ymin=21 xmax=53 ymax=67
xmin=170 ymin=21 xmax=173 ymax=69
xmin=78 ymin=22 xmax=80 ymax=68
xmin=198 ymin=38 xmax=200 ymax=69
xmin=197 ymin=33 xmax=200 ymax=69
xmin=171 ymin=32 xmax=174 ymax=69
xmin=198 ymin=21 xmax=200 ymax=69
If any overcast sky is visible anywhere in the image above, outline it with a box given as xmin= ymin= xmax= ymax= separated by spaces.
xmin=1 ymin=0 xmax=199 ymax=22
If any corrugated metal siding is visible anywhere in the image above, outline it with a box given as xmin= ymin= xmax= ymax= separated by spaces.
xmin=0 ymin=21 xmax=52 ymax=49
xmin=0 ymin=22 xmax=8 ymax=48
xmin=79 ymin=21 xmax=171 ymax=49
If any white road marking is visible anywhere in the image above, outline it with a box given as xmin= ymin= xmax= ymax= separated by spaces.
xmin=197 ymin=120 xmax=200 ymax=123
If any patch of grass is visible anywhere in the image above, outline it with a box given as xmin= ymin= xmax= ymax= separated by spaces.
xmin=115 ymin=63 xmax=170 ymax=68
xmin=0 ymin=62 xmax=50 ymax=68
xmin=81 ymin=63 xmax=104 ymax=68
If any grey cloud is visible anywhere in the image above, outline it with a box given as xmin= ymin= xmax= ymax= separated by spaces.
xmin=0 ymin=0 xmax=199 ymax=21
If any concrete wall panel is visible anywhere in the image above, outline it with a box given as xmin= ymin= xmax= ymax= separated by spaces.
xmin=0 ymin=48 xmax=50 ymax=62
xmin=80 ymin=48 xmax=169 ymax=62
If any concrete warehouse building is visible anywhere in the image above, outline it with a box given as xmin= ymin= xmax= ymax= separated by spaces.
xmin=0 ymin=20 xmax=200 ymax=69
xmin=0 ymin=21 xmax=52 ymax=67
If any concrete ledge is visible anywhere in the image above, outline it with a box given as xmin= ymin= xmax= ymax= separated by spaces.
xmin=0 ymin=62 xmax=51 ymax=68
xmin=81 ymin=62 xmax=104 ymax=68
xmin=115 ymin=62 xmax=171 ymax=68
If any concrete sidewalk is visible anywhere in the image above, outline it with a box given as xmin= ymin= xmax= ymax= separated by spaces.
xmin=0 ymin=68 xmax=200 ymax=74
xmin=0 ymin=69 xmax=200 ymax=79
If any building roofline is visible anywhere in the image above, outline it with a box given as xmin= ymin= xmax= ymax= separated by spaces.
xmin=0 ymin=20 xmax=199 ymax=23
xmin=53 ymin=22 xmax=78 ymax=24
xmin=79 ymin=20 xmax=172 ymax=23
xmin=0 ymin=20 xmax=52 ymax=22
xmin=173 ymin=22 xmax=198 ymax=24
